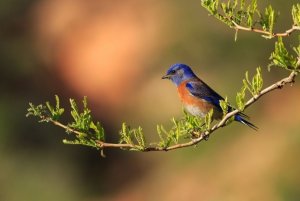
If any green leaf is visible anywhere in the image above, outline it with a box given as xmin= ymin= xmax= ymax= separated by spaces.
xmin=171 ymin=118 xmax=180 ymax=143
xmin=292 ymin=4 xmax=300 ymax=26
xmin=293 ymin=36 xmax=300 ymax=70
xmin=47 ymin=95 xmax=64 ymax=120
xmin=119 ymin=123 xmax=133 ymax=145
xmin=246 ymin=0 xmax=257 ymax=27
xmin=26 ymin=103 xmax=46 ymax=118
xmin=251 ymin=67 xmax=263 ymax=95
xmin=68 ymin=97 xmax=93 ymax=132
xmin=46 ymin=101 xmax=54 ymax=116
xmin=219 ymin=97 xmax=229 ymax=116
xmin=157 ymin=124 xmax=172 ymax=148
xmin=62 ymin=138 xmax=98 ymax=149
xmin=70 ymin=98 xmax=80 ymax=122
xmin=156 ymin=124 xmax=165 ymax=147
xmin=249 ymin=0 xmax=257 ymax=14
xmin=259 ymin=5 xmax=276 ymax=36
xmin=266 ymin=5 xmax=275 ymax=34
xmin=236 ymin=86 xmax=246 ymax=111
xmin=242 ymin=67 xmax=264 ymax=96
xmin=55 ymin=95 xmax=61 ymax=112
xmin=90 ymin=121 xmax=105 ymax=141
xmin=133 ymin=126 xmax=146 ymax=149
xmin=240 ymin=0 xmax=245 ymax=10
xmin=201 ymin=0 xmax=219 ymax=15
xmin=243 ymin=71 xmax=252 ymax=94
xmin=205 ymin=109 xmax=214 ymax=130
xmin=269 ymin=37 xmax=298 ymax=70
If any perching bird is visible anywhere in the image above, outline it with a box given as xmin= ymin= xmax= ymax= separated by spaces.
xmin=162 ymin=63 xmax=257 ymax=130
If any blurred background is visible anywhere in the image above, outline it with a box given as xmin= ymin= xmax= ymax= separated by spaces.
xmin=1 ymin=0 xmax=300 ymax=200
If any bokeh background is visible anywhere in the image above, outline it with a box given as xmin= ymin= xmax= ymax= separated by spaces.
xmin=1 ymin=0 xmax=300 ymax=200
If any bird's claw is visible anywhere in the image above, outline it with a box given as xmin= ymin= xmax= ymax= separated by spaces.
xmin=201 ymin=133 xmax=209 ymax=141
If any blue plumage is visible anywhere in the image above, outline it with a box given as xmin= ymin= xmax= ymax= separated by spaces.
xmin=162 ymin=63 xmax=257 ymax=130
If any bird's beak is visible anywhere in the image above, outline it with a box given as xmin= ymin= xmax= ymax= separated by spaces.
xmin=162 ymin=74 xmax=171 ymax=79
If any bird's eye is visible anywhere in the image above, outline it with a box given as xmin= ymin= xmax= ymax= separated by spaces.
xmin=170 ymin=70 xmax=176 ymax=74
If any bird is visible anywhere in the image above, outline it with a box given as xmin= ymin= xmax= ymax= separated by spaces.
xmin=162 ymin=63 xmax=257 ymax=130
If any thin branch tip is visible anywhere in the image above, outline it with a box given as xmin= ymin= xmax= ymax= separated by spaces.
xmin=231 ymin=19 xmax=300 ymax=38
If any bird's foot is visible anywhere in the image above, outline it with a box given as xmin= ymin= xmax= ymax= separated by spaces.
xmin=201 ymin=133 xmax=209 ymax=141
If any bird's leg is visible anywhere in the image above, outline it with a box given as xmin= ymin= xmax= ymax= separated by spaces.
xmin=199 ymin=122 xmax=209 ymax=141
xmin=201 ymin=133 xmax=210 ymax=141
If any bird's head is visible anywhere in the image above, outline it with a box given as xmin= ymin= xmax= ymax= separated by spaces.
xmin=162 ymin=63 xmax=197 ymax=86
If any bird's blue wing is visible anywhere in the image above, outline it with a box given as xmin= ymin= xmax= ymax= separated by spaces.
xmin=186 ymin=79 xmax=257 ymax=129
xmin=185 ymin=80 xmax=224 ymax=110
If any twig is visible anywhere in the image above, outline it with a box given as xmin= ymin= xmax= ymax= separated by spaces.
xmin=213 ymin=70 xmax=297 ymax=130
xmin=45 ymin=70 xmax=297 ymax=152
xmin=231 ymin=21 xmax=300 ymax=38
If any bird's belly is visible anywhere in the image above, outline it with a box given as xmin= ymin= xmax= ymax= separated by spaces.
xmin=178 ymin=88 xmax=214 ymax=117
xmin=183 ymin=103 xmax=223 ymax=119
xmin=177 ymin=82 xmax=222 ymax=119
xmin=184 ymin=104 xmax=207 ymax=117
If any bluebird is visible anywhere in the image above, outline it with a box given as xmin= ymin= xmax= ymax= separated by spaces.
xmin=162 ymin=63 xmax=257 ymax=130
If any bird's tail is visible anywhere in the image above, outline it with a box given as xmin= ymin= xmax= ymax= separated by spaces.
xmin=234 ymin=114 xmax=258 ymax=130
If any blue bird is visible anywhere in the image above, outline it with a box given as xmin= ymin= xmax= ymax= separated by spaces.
xmin=162 ymin=63 xmax=257 ymax=130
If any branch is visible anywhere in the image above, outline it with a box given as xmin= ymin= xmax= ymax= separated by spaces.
xmin=41 ymin=70 xmax=297 ymax=152
xmin=214 ymin=70 xmax=297 ymax=130
xmin=27 ymin=1 xmax=300 ymax=156
xmin=231 ymin=21 xmax=300 ymax=38
xmin=201 ymin=0 xmax=300 ymax=39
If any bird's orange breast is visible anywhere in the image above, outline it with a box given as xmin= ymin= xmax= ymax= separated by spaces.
xmin=177 ymin=80 xmax=217 ymax=117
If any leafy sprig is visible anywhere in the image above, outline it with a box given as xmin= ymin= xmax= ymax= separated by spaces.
xmin=269 ymin=37 xmax=300 ymax=71
xmin=27 ymin=96 xmax=105 ymax=149
xmin=27 ymin=96 xmax=215 ymax=154
xmin=201 ymin=0 xmax=300 ymax=39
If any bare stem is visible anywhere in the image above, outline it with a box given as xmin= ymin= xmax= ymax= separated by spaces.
xmin=231 ymin=21 xmax=300 ymax=38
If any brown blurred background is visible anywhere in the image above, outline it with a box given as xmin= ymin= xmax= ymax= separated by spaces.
xmin=1 ymin=0 xmax=300 ymax=200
